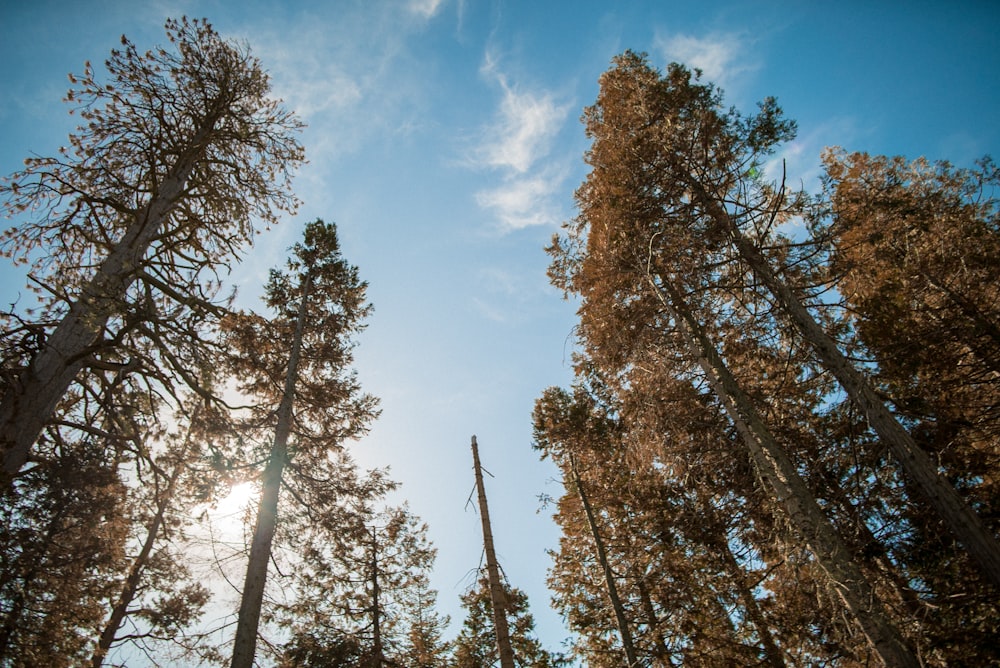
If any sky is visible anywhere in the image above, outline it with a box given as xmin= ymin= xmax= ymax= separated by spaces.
xmin=1 ymin=0 xmax=999 ymax=662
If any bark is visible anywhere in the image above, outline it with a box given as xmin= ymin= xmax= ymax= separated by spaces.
xmin=0 ymin=554 xmax=45 ymax=659
xmin=692 ymin=181 xmax=1000 ymax=589
xmin=370 ymin=525 xmax=384 ymax=668
xmin=569 ymin=454 xmax=639 ymax=668
xmin=0 ymin=567 xmax=38 ymax=659
xmin=647 ymin=275 xmax=920 ymax=667
xmin=470 ymin=436 xmax=516 ymax=668
xmin=693 ymin=494 xmax=785 ymax=667
xmin=0 ymin=118 xmax=220 ymax=486
xmin=230 ymin=272 xmax=312 ymax=668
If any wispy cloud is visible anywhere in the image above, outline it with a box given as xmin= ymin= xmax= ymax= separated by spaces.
xmin=408 ymin=0 xmax=445 ymax=19
xmin=470 ymin=53 xmax=572 ymax=231
xmin=654 ymin=31 xmax=756 ymax=91
xmin=475 ymin=167 xmax=567 ymax=230
xmin=269 ymin=52 xmax=363 ymax=120
xmin=245 ymin=4 xmax=441 ymax=155
xmin=471 ymin=266 xmax=547 ymax=324
xmin=475 ymin=71 xmax=569 ymax=173
xmin=471 ymin=296 xmax=509 ymax=323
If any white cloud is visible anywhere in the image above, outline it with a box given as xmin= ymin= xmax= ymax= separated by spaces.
xmin=475 ymin=168 xmax=567 ymax=230
xmin=273 ymin=64 xmax=363 ymax=120
xmin=654 ymin=31 xmax=755 ymax=90
xmin=764 ymin=116 xmax=861 ymax=192
xmin=469 ymin=55 xmax=573 ymax=231
xmin=242 ymin=2 xmax=446 ymax=162
xmin=408 ymin=0 xmax=444 ymax=19
xmin=477 ymin=82 xmax=569 ymax=173
xmin=471 ymin=296 xmax=509 ymax=323
xmin=473 ymin=48 xmax=571 ymax=173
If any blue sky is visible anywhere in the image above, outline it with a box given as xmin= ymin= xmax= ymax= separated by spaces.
xmin=2 ymin=0 xmax=999 ymax=660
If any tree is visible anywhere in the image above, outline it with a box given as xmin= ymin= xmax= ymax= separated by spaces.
xmin=0 ymin=17 xmax=304 ymax=484
xmin=534 ymin=382 xmax=787 ymax=667
xmin=532 ymin=388 xmax=639 ymax=667
xmin=470 ymin=436 xmax=516 ymax=668
xmin=605 ymin=53 xmax=1000 ymax=588
xmin=279 ymin=505 xmax=450 ymax=668
xmin=823 ymin=150 xmax=1000 ymax=499
xmin=90 ymin=398 xmax=229 ymax=667
xmin=821 ymin=150 xmax=1000 ymax=663
xmin=451 ymin=574 xmax=565 ymax=668
xmin=566 ymin=452 xmax=639 ymax=667
xmin=548 ymin=52 xmax=922 ymax=666
xmin=0 ymin=432 xmax=128 ymax=665
xmin=226 ymin=219 xmax=379 ymax=668
xmin=397 ymin=573 xmax=452 ymax=668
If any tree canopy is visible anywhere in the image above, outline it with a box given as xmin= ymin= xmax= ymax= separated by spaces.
xmin=1 ymin=23 xmax=998 ymax=668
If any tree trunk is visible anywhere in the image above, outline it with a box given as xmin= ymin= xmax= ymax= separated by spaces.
xmin=647 ymin=274 xmax=920 ymax=667
xmin=0 ymin=119 xmax=219 ymax=486
xmin=0 ymin=561 xmax=44 ymax=659
xmin=371 ymin=525 xmax=384 ymax=668
xmin=693 ymin=182 xmax=1000 ymax=589
xmin=470 ymin=436 xmax=516 ymax=668
xmin=0 ymin=568 xmax=37 ymax=659
xmin=230 ymin=273 xmax=312 ymax=668
xmin=692 ymin=491 xmax=785 ymax=667
xmin=91 ymin=434 xmax=191 ymax=667
xmin=569 ymin=454 xmax=640 ymax=668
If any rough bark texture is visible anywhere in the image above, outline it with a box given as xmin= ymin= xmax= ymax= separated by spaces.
xmin=635 ymin=578 xmax=674 ymax=667
xmin=649 ymin=276 xmax=920 ymax=668
xmin=471 ymin=436 xmax=516 ymax=668
xmin=230 ymin=273 xmax=312 ymax=668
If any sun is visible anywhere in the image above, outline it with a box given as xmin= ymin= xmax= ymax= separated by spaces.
xmin=207 ymin=481 xmax=259 ymax=540
xmin=219 ymin=481 xmax=258 ymax=514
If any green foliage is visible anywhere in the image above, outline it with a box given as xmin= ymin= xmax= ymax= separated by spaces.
xmin=451 ymin=574 xmax=566 ymax=668
xmin=279 ymin=506 xmax=450 ymax=667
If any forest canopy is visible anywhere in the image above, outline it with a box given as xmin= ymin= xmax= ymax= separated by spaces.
xmin=0 ymin=18 xmax=997 ymax=668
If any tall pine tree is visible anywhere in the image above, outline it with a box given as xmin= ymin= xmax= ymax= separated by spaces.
xmin=226 ymin=220 xmax=379 ymax=667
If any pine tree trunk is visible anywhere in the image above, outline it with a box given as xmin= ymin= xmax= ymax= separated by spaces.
xmin=569 ymin=454 xmax=640 ymax=668
xmin=693 ymin=182 xmax=1000 ymax=589
xmin=230 ymin=273 xmax=312 ymax=668
xmin=371 ymin=525 xmax=384 ymax=668
xmin=0 ymin=570 xmax=35 ymax=659
xmin=647 ymin=275 xmax=920 ymax=668
xmin=0 ymin=120 xmax=219 ymax=486
xmin=470 ymin=436 xmax=516 ymax=668
xmin=694 ymin=493 xmax=785 ymax=667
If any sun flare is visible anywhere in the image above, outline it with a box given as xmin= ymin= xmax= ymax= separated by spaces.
xmin=219 ymin=481 xmax=258 ymax=514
